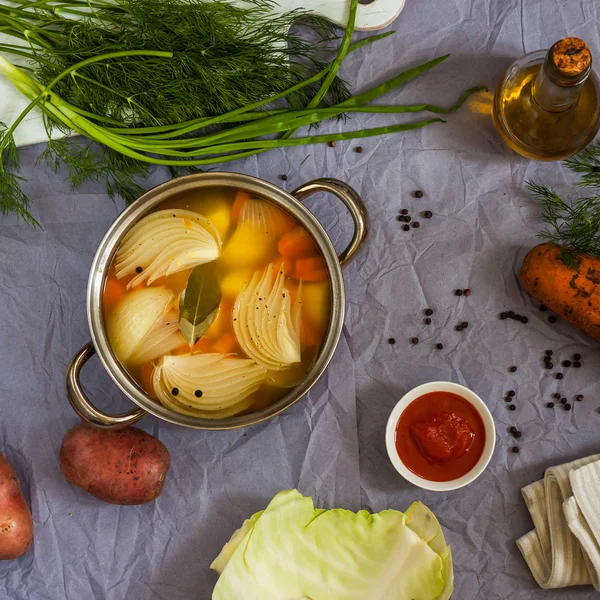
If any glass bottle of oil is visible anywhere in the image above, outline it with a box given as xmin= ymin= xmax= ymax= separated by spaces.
xmin=493 ymin=37 xmax=600 ymax=161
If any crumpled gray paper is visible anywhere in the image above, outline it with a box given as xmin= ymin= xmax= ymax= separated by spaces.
xmin=1 ymin=0 xmax=600 ymax=598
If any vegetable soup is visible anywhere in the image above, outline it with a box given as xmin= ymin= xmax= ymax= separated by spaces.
xmin=102 ymin=188 xmax=332 ymax=419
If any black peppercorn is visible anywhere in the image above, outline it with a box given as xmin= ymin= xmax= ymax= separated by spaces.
xmin=521 ymin=316 xmax=529 ymax=324
xmin=514 ymin=431 xmax=522 ymax=438
xmin=414 ymin=190 xmax=424 ymax=198
xmin=412 ymin=222 xmax=421 ymax=228
xmin=402 ymin=224 xmax=410 ymax=231
xmin=539 ymin=304 xmax=548 ymax=312
xmin=194 ymin=390 xmax=203 ymax=398
xmin=512 ymin=446 xmax=520 ymax=453
xmin=573 ymin=361 xmax=581 ymax=368
xmin=425 ymin=308 xmax=433 ymax=316
xmin=401 ymin=209 xmax=409 ymax=215
xmin=563 ymin=360 xmax=572 ymax=368
xmin=509 ymin=404 xmax=516 ymax=411
xmin=545 ymin=363 xmax=553 ymax=369
xmin=461 ymin=321 xmax=469 ymax=329
xmin=436 ymin=343 xmax=443 ymax=350
xmin=564 ymin=403 xmax=572 ymax=411
xmin=455 ymin=325 xmax=463 ymax=331
xmin=355 ymin=146 xmax=363 ymax=153
xmin=508 ymin=311 xmax=515 ymax=318
xmin=545 ymin=350 xmax=553 ymax=356
xmin=509 ymin=366 xmax=517 ymax=372
xmin=549 ymin=316 xmax=557 ymax=323
xmin=556 ymin=373 xmax=564 ymax=380
xmin=507 ymin=390 xmax=515 ymax=397
xmin=455 ymin=289 xmax=463 ymax=296
xmin=560 ymin=397 xmax=567 ymax=404
xmin=280 ymin=174 xmax=288 ymax=181
xmin=405 ymin=216 xmax=412 ymax=223
xmin=576 ymin=394 xmax=584 ymax=401
xmin=547 ymin=402 xmax=555 ymax=408
xmin=509 ymin=426 xmax=517 ymax=434
xmin=553 ymin=393 xmax=561 ymax=399
xmin=573 ymin=353 xmax=581 ymax=361
xmin=513 ymin=314 xmax=522 ymax=321
xmin=396 ymin=216 xmax=404 ymax=222
xmin=500 ymin=312 xmax=508 ymax=320
xmin=328 ymin=141 xmax=336 ymax=147
xmin=464 ymin=289 xmax=471 ymax=296
xmin=423 ymin=211 xmax=433 ymax=219
xmin=171 ymin=387 xmax=179 ymax=396
xmin=388 ymin=338 xmax=396 ymax=344
xmin=424 ymin=318 xmax=432 ymax=325
xmin=135 ymin=266 xmax=143 ymax=274
xmin=411 ymin=337 xmax=419 ymax=344
xmin=504 ymin=397 xmax=512 ymax=403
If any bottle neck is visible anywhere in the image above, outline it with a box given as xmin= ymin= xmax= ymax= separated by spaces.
xmin=532 ymin=47 xmax=590 ymax=112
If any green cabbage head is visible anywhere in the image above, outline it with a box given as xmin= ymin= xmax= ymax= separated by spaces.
xmin=211 ymin=489 xmax=453 ymax=600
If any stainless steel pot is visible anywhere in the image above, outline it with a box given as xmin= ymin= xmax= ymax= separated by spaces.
xmin=66 ymin=174 xmax=368 ymax=430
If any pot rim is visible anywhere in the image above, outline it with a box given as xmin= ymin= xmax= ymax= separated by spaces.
xmin=86 ymin=172 xmax=347 ymax=430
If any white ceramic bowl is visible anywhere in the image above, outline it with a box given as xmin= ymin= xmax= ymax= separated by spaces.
xmin=385 ymin=381 xmax=496 ymax=492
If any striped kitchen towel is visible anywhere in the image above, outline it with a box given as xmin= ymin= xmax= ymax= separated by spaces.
xmin=517 ymin=454 xmax=600 ymax=589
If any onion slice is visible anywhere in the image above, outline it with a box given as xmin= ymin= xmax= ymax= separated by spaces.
xmin=106 ymin=286 xmax=184 ymax=365
xmin=115 ymin=209 xmax=222 ymax=288
xmin=152 ymin=353 xmax=266 ymax=417
xmin=233 ymin=263 xmax=302 ymax=370
xmin=129 ymin=307 xmax=182 ymax=365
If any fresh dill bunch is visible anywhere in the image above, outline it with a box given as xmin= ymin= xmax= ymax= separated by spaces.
xmin=30 ymin=0 xmax=350 ymax=126
xmin=527 ymin=141 xmax=600 ymax=268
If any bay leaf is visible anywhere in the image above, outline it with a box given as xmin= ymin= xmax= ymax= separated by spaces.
xmin=179 ymin=264 xmax=222 ymax=347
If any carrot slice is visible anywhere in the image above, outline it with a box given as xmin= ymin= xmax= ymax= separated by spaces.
xmin=212 ymin=331 xmax=239 ymax=355
xmin=230 ymin=191 xmax=249 ymax=223
xmin=291 ymin=269 xmax=328 ymax=282
xmin=295 ymin=256 xmax=326 ymax=273
xmin=103 ymin=278 xmax=126 ymax=310
xmin=278 ymin=226 xmax=318 ymax=258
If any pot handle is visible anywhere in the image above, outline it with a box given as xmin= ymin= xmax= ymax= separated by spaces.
xmin=292 ymin=178 xmax=369 ymax=268
xmin=65 ymin=342 xmax=147 ymax=429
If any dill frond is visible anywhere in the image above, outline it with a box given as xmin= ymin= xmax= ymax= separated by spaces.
xmin=527 ymin=144 xmax=600 ymax=268
xmin=0 ymin=122 xmax=38 ymax=226
xmin=40 ymin=138 xmax=150 ymax=204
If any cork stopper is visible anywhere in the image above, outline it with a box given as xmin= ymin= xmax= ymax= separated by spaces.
xmin=551 ymin=37 xmax=591 ymax=77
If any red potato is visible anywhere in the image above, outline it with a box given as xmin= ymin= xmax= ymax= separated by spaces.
xmin=0 ymin=452 xmax=33 ymax=560
xmin=60 ymin=424 xmax=171 ymax=505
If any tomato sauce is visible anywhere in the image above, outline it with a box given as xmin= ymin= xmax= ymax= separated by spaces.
xmin=395 ymin=391 xmax=486 ymax=482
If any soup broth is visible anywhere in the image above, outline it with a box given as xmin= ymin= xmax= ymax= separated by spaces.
xmin=102 ymin=187 xmax=332 ymax=418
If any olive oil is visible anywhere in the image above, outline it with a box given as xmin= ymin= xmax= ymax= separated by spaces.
xmin=493 ymin=38 xmax=600 ymax=161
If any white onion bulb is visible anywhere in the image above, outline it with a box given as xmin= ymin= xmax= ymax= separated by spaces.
xmin=233 ymin=263 xmax=302 ymax=371
xmin=106 ymin=287 xmax=183 ymax=365
xmin=153 ymin=353 xmax=266 ymax=418
xmin=115 ymin=209 xmax=222 ymax=288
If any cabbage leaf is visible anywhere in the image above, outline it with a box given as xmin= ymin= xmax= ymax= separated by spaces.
xmin=211 ymin=489 xmax=453 ymax=600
